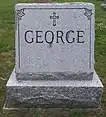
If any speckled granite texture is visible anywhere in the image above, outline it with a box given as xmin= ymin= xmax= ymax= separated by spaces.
xmin=5 ymin=69 xmax=103 ymax=108
xmin=16 ymin=72 xmax=93 ymax=80
xmin=15 ymin=3 xmax=95 ymax=80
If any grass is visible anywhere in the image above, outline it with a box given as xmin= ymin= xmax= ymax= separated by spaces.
xmin=0 ymin=0 xmax=106 ymax=116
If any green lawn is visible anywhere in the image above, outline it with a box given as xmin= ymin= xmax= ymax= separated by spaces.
xmin=0 ymin=0 xmax=106 ymax=117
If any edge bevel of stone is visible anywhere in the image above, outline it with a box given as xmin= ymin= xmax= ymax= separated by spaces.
xmin=15 ymin=2 xmax=95 ymax=7
xmin=16 ymin=72 xmax=93 ymax=80
xmin=3 ymin=103 xmax=102 ymax=112
xmin=6 ymin=68 xmax=103 ymax=88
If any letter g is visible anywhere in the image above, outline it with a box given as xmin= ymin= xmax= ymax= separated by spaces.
xmin=25 ymin=30 xmax=34 ymax=43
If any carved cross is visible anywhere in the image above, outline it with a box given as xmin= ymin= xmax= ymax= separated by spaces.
xmin=50 ymin=12 xmax=59 ymax=26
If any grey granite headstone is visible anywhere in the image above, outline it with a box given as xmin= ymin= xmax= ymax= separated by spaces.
xmin=5 ymin=2 xmax=103 ymax=109
xmin=15 ymin=3 xmax=95 ymax=80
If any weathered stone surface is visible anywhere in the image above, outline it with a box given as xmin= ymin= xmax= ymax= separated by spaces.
xmin=6 ymin=69 xmax=103 ymax=108
xmin=16 ymin=72 xmax=93 ymax=80
xmin=15 ymin=3 xmax=95 ymax=80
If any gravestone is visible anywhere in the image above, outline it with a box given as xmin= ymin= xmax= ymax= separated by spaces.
xmin=16 ymin=3 xmax=94 ymax=80
xmin=5 ymin=3 xmax=103 ymax=109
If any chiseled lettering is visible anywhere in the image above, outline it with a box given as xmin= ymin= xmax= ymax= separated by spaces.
xmin=66 ymin=30 xmax=75 ymax=43
xmin=36 ymin=31 xmax=43 ymax=43
xmin=56 ymin=31 xmax=65 ymax=44
xmin=77 ymin=31 xmax=85 ymax=43
xmin=25 ymin=30 xmax=34 ymax=43
xmin=45 ymin=31 xmax=54 ymax=44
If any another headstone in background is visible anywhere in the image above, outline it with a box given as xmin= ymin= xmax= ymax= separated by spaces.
xmin=4 ymin=3 xmax=103 ymax=109
xmin=101 ymin=0 xmax=106 ymax=9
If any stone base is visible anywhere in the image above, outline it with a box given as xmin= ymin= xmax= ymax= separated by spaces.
xmin=101 ymin=3 xmax=106 ymax=9
xmin=5 ymin=68 xmax=103 ymax=108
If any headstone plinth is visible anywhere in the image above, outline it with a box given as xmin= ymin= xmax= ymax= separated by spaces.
xmin=5 ymin=3 xmax=103 ymax=109
xmin=6 ymin=69 xmax=103 ymax=108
